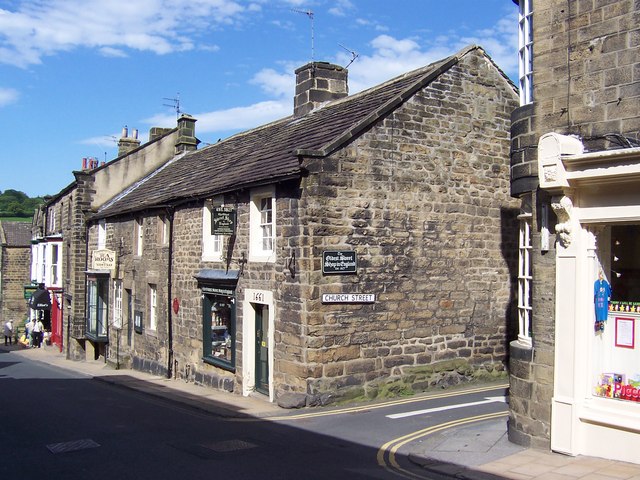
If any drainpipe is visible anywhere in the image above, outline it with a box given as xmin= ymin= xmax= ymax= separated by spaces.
xmin=166 ymin=207 xmax=175 ymax=379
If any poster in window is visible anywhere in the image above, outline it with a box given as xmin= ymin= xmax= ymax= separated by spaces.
xmin=615 ymin=317 xmax=635 ymax=349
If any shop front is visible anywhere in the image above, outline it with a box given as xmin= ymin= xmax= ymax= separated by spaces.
xmin=539 ymin=133 xmax=640 ymax=463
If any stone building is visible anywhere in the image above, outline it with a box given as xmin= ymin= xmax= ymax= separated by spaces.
xmin=508 ymin=0 xmax=640 ymax=462
xmin=0 ymin=221 xmax=32 ymax=331
xmin=32 ymin=118 xmax=197 ymax=359
xmin=87 ymin=45 xmax=520 ymax=406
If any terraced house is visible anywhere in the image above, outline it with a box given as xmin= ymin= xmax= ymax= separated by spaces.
xmin=31 ymin=119 xmax=197 ymax=359
xmin=508 ymin=0 xmax=640 ymax=463
xmin=84 ymin=45 xmax=519 ymax=407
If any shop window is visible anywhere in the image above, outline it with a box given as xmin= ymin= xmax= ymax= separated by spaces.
xmin=87 ymin=275 xmax=108 ymax=340
xmin=518 ymin=0 xmax=533 ymax=105
xmin=249 ymin=187 xmax=275 ymax=262
xmin=593 ymin=225 xmax=640 ymax=402
xmin=203 ymin=292 xmax=235 ymax=371
xmin=517 ymin=217 xmax=533 ymax=346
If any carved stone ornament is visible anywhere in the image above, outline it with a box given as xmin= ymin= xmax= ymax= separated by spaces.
xmin=551 ymin=196 xmax=574 ymax=247
xmin=543 ymin=165 xmax=557 ymax=182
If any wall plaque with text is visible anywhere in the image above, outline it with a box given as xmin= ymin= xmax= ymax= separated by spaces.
xmin=322 ymin=250 xmax=357 ymax=274
xmin=212 ymin=207 xmax=236 ymax=235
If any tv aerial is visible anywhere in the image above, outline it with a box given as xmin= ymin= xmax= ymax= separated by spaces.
xmin=163 ymin=93 xmax=181 ymax=118
xmin=292 ymin=8 xmax=315 ymax=63
xmin=338 ymin=43 xmax=359 ymax=68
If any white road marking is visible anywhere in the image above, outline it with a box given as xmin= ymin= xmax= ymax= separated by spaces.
xmin=385 ymin=396 xmax=507 ymax=419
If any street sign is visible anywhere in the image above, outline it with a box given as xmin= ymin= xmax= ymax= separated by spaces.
xmin=321 ymin=293 xmax=375 ymax=304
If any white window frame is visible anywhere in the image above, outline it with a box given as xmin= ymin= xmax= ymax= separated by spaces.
xmin=517 ymin=216 xmax=533 ymax=346
xmin=135 ymin=217 xmax=144 ymax=256
xmin=159 ymin=214 xmax=169 ymax=246
xmin=149 ymin=284 xmax=157 ymax=331
xmin=518 ymin=0 xmax=533 ymax=105
xmin=113 ymin=279 xmax=123 ymax=329
xmin=249 ymin=186 xmax=275 ymax=262
xmin=49 ymin=243 xmax=61 ymax=287
xmin=98 ymin=219 xmax=106 ymax=249
xmin=202 ymin=199 xmax=223 ymax=261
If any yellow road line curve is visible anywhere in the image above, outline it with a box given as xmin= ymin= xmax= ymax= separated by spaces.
xmin=377 ymin=411 xmax=508 ymax=479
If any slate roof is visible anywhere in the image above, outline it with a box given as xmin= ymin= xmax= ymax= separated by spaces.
xmin=0 ymin=221 xmax=32 ymax=247
xmin=97 ymin=45 xmax=500 ymax=218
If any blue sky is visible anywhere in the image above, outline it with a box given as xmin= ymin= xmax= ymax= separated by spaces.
xmin=0 ymin=0 xmax=518 ymax=198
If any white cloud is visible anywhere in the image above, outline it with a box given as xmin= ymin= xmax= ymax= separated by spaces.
xmin=0 ymin=0 xmax=250 ymax=68
xmin=328 ymin=0 xmax=355 ymax=17
xmin=0 ymin=87 xmax=19 ymax=106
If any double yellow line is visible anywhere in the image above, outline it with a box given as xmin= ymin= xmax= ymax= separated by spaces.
xmin=377 ymin=411 xmax=508 ymax=479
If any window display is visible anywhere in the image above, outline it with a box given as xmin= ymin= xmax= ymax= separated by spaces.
xmin=202 ymin=289 xmax=235 ymax=369
xmin=593 ymin=225 xmax=640 ymax=404
xmin=210 ymin=300 xmax=232 ymax=361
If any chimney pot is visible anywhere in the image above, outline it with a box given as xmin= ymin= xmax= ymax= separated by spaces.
xmin=122 ymin=126 xmax=128 ymax=138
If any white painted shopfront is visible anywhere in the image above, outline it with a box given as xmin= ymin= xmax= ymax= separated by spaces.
xmin=539 ymin=133 xmax=640 ymax=463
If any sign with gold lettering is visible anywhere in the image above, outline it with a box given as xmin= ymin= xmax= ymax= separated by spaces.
xmin=92 ymin=249 xmax=117 ymax=270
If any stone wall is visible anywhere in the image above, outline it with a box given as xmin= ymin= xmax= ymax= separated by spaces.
xmin=0 ymin=244 xmax=30 ymax=329
xmin=291 ymin=50 xmax=520 ymax=404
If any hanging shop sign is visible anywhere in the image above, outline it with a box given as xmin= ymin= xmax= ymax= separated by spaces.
xmin=92 ymin=249 xmax=117 ymax=271
xmin=212 ymin=207 xmax=236 ymax=235
xmin=322 ymin=250 xmax=357 ymax=274
xmin=23 ymin=284 xmax=38 ymax=300
xmin=321 ymin=293 xmax=376 ymax=304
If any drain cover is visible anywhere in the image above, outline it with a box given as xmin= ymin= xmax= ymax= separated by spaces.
xmin=202 ymin=439 xmax=258 ymax=453
xmin=47 ymin=439 xmax=101 ymax=454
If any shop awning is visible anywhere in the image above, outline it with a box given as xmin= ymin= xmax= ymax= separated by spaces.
xmin=28 ymin=286 xmax=51 ymax=310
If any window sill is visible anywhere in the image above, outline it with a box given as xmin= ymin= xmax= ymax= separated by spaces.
xmin=203 ymin=355 xmax=235 ymax=373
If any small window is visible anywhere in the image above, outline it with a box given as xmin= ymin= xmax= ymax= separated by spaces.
xmin=113 ymin=280 xmax=123 ymax=329
xmin=98 ymin=219 xmax=106 ymax=249
xmin=518 ymin=0 xmax=533 ymax=105
xmin=249 ymin=187 xmax=275 ymax=262
xmin=149 ymin=284 xmax=157 ymax=331
xmin=50 ymin=244 xmax=60 ymax=286
xmin=202 ymin=201 xmax=223 ymax=261
xmin=517 ymin=217 xmax=533 ymax=346
xmin=135 ymin=217 xmax=144 ymax=256
xmin=158 ymin=214 xmax=169 ymax=246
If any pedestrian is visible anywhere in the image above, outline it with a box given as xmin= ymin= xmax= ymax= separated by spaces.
xmin=32 ymin=318 xmax=44 ymax=348
xmin=3 ymin=319 xmax=13 ymax=346
xmin=25 ymin=318 xmax=34 ymax=347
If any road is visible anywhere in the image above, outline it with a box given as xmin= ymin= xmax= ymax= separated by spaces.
xmin=0 ymin=348 xmax=508 ymax=480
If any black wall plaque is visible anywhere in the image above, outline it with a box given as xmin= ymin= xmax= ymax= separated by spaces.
xmin=212 ymin=207 xmax=236 ymax=235
xmin=322 ymin=250 xmax=357 ymax=274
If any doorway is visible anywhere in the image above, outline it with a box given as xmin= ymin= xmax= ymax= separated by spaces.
xmin=254 ymin=303 xmax=269 ymax=395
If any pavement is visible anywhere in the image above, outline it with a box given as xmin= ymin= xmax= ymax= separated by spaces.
xmin=3 ymin=342 xmax=640 ymax=479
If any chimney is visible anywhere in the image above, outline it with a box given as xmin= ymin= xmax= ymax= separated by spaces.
xmin=294 ymin=62 xmax=348 ymax=117
xmin=149 ymin=127 xmax=173 ymax=142
xmin=117 ymin=125 xmax=141 ymax=157
xmin=175 ymin=114 xmax=198 ymax=154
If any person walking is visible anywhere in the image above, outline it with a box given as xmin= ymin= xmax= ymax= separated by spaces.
xmin=3 ymin=320 xmax=13 ymax=346
xmin=25 ymin=318 xmax=34 ymax=347
xmin=32 ymin=318 xmax=44 ymax=348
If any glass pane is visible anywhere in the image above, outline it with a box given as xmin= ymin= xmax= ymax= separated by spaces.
xmin=210 ymin=296 xmax=233 ymax=362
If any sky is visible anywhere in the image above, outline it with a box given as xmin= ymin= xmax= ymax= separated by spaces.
xmin=0 ymin=0 xmax=519 ymax=198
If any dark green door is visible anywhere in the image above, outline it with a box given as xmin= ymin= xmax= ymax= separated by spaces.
xmin=255 ymin=304 xmax=269 ymax=395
